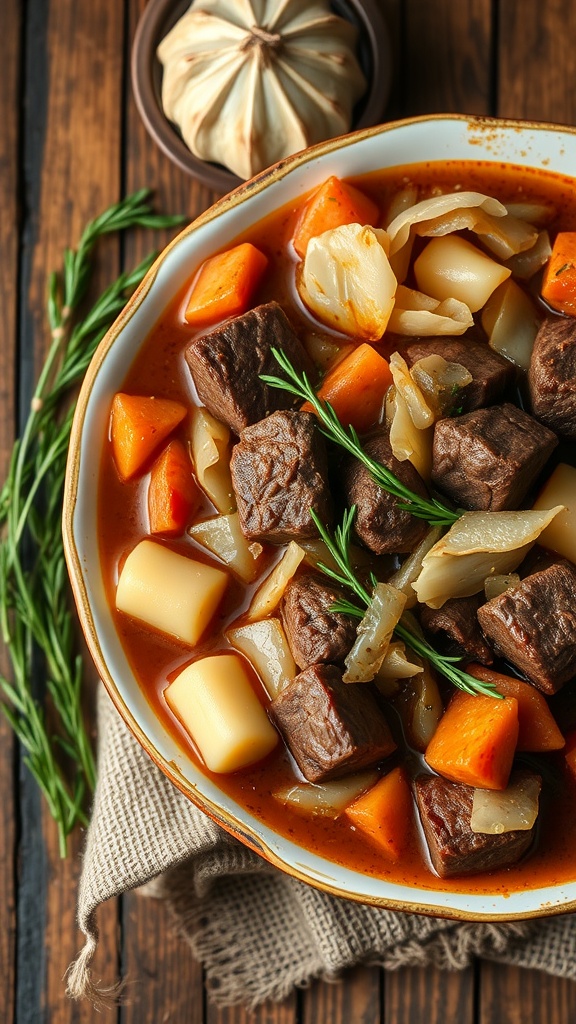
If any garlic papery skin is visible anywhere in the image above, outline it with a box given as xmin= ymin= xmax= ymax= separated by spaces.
xmin=157 ymin=0 xmax=367 ymax=180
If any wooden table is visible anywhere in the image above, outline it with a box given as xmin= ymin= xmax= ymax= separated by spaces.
xmin=2 ymin=0 xmax=576 ymax=1020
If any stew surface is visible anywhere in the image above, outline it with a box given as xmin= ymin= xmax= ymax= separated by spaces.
xmin=99 ymin=160 xmax=576 ymax=894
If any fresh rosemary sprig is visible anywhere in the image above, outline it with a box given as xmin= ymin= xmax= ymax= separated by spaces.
xmin=310 ymin=508 xmax=503 ymax=699
xmin=261 ymin=348 xmax=460 ymax=528
xmin=0 ymin=191 xmax=185 ymax=856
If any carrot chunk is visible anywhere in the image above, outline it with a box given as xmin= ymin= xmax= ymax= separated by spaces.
xmin=425 ymin=690 xmax=519 ymax=790
xmin=110 ymin=393 xmax=187 ymax=481
xmin=184 ymin=242 xmax=268 ymax=327
xmin=541 ymin=231 xmax=576 ymax=315
xmin=148 ymin=439 xmax=200 ymax=536
xmin=301 ymin=343 xmax=392 ymax=434
xmin=345 ymin=766 xmax=412 ymax=860
xmin=467 ymin=664 xmax=565 ymax=753
xmin=292 ymin=175 xmax=380 ymax=258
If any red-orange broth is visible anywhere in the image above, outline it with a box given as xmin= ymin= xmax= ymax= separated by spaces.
xmin=99 ymin=161 xmax=576 ymax=895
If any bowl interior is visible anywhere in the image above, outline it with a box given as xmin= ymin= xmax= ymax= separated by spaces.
xmin=65 ymin=114 xmax=576 ymax=920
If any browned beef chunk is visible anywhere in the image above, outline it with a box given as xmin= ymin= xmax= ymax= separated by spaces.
xmin=432 ymin=404 xmax=558 ymax=511
xmin=477 ymin=562 xmax=576 ymax=693
xmin=270 ymin=663 xmax=396 ymax=783
xmin=185 ymin=301 xmax=314 ymax=435
xmin=230 ymin=410 xmax=332 ymax=544
xmin=402 ymin=336 xmax=515 ymax=412
xmin=419 ymin=596 xmax=493 ymax=665
xmin=280 ymin=571 xmax=357 ymax=669
xmin=415 ymin=773 xmax=539 ymax=878
xmin=342 ymin=430 xmax=429 ymax=554
xmin=529 ymin=316 xmax=576 ymax=438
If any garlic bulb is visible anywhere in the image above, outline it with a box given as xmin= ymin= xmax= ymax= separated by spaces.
xmin=158 ymin=0 xmax=367 ymax=180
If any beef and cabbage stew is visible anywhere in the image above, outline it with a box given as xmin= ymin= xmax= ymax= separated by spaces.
xmin=100 ymin=162 xmax=576 ymax=892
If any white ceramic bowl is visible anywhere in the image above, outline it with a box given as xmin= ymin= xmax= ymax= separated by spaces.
xmin=64 ymin=113 xmax=576 ymax=920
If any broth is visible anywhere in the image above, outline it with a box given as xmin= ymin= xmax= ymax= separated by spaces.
xmin=99 ymin=160 xmax=576 ymax=894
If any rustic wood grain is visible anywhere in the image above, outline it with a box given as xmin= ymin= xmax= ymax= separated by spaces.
xmin=120 ymin=895 xmax=204 ymax=1024
xmin=403 ymin=0 xmax=493 ymax=115
xmin=17 ymin=0 xmax=125 ymax=1018
xmin=497 ymin=0 xmax=576 ymax=124
xmin=385 ymin=964 xmax=475 ymax=1023
xmin=302 ymin=966 xmax=382 ymax=1024
xmin=206 ymin=993 xmax=298 ymax=1024
xmin=0 ymin=1 xmax=21 ymax=1017
xmin=478 ymin=962 xmax=576 ymax=1024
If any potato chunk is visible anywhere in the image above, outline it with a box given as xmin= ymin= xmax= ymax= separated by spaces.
xmin=415 ymin=235 xmax=510 ymax=312
xmin=165 ymin=653 xmax=278 ymax=772
xmin=116 ymin=539 xmax=228 ymax=645
xmin=533 ymin=463 xmax=576 ymax=564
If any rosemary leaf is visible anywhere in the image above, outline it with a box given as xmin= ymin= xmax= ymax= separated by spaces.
xmin=0 ymin=190 xmax=185 ymax=855
xmin=262 ymin=348 xmax=460 ymax=528
xmin=312 ymin=509 xmax=503 ymax=699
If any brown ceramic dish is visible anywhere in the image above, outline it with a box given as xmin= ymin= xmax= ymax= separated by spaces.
xmin=131 ymin=0 xmax=392 ymax=192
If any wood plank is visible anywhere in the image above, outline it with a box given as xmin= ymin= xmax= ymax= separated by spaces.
xmin=497 ymin=1 xmax=576 ymax=123
xmin=17 ymin=0 xmax=124 ymax=1018
xmin=206 ymin=993 xmax=298 ymax=1024
xmin=385 ymin=965 xmax=475 ymax=1024
xmin=404 ymin=0 xmax=493 ymax=115
xmin=479 ymin=962 xmax=576 ymax=1024
xmin=0 ymin=0 xmax=21 ymax=1019
xmin=380 ymin=1 xmax=403 ymax=120
xmin=302 ymin=965 xmax=382 ymax=1024
xmin=120 ymin=895 xmax=204 ymax=1024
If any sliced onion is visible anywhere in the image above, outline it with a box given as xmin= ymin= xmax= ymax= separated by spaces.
xmin=226 ymin=618 xmax=296 ymax=699
xmin=415 ymin=208 xmax=538 ymax=260
xmin=376 ymin=641 xmax=422 ymax=679
xmin=298 ymin=223 xmax=397 ymax=340
xmin=386 ymin=386 xmax=433 ymax=480
xmin=389 ymin=352 xmax=435 ymax=428
xmin=189 ymin=512 xmax=264 ymax=582
xmin=343 ymin=583 xmax=407 ymax=683
xmin=385 ymin=188 xmax=419 ymax=282
xmin=410 ymin=355 xmax=472 ymax=416
xmin=484 ymin=573 xmax=521 ymax=600
xmin=387 ymin=191 xmax=507 ymax=256
xmin=503 ymin=230 xmax=552 ymax=280
xmin=190 ymin=406 xmax=235 ymax=514
xmin=246 ymin=542 xmax=305 ymax=622
xmin=388 ymin=285 xmax=474 ymax=336
xmin=505 ymin=201 xmax=555 ymax=224
xmin=436 ymin=507 xmax=564 ymax=555
xmin=401 ymin=654 xmax=443 ymax=752
xmin=413 ymin=507 xmax=563 ymax=607
xmin=387 ymin=526 xmax=443 ymax=608
xmin=302 ymin=331 xmax=354 ymax=373
xmin=273 ymin=770 xmax=379 ymax=818
xmin=384 ymin=185 xmax=419 ymax=226
xmin=471 ymin=774 xmax=542 ymax=834
xmin=482 ymin=279 xmax=541 ymax=370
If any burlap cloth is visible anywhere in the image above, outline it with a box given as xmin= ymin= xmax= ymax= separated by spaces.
xmin=67 ymin=685 xmax=576 ymax=1008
